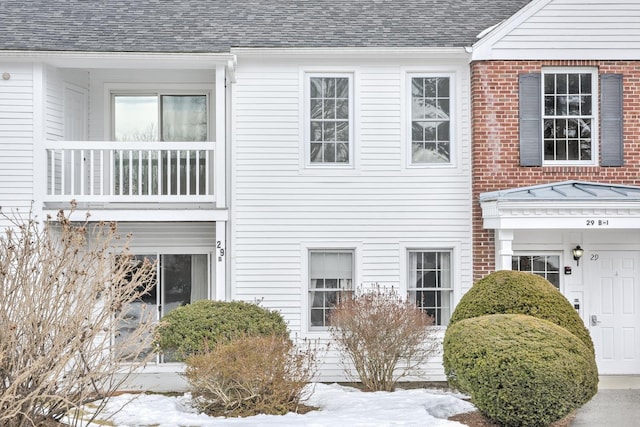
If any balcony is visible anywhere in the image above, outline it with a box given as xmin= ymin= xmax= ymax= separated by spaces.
xmin=44 ymin=141 xmax=216 ymax=207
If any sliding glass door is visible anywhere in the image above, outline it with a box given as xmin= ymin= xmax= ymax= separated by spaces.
xmin=118 ymin=253 xmax=210 ymax=362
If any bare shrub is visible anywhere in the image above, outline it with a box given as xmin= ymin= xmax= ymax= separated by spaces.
xmin=0 ymin=206 xmax=157 ymax=426
xmin=329 ymin=286 xmax=437 ymax=391
xmin=184 ymin=334 xmax=318 ymax=417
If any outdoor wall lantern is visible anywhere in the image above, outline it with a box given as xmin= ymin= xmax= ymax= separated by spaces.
xmin=572 ymin=245 xmax=584 ymax=265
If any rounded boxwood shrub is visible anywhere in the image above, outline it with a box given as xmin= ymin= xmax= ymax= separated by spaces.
xmin=443 ymin=314 xmax=598 ymax=427
xmin=449 ymin=270 xmax=594 ymax=354
xmin=155 ymin=300 xmax=288 ymax=359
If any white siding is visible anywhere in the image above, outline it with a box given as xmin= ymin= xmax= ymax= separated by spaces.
xmin=474 ymin=0 xmax=640 ymax=60
xmin=45 ymin=66 xmax=64 ymax=142
xmin=0 ymin=63 xmax=34 ymax=225
xmin=113 ymin=222 xmax=216 ymax=251
xmin=231 ymin=54 xmax=473 ymax=381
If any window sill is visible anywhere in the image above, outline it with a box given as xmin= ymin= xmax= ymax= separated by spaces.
xmin=542 ymin=165 xmax=602 ymax=174
xmin=299 ymin=166 xmax=360 ymax=176
xmin=303 ymin=329 xmax=333 ymax=338
xmin=407 ymin=162 xmax=455 ymax=169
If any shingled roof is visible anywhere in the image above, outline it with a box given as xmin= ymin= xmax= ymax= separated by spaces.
xmin=0 ymin=0 xmax=532 ymax=53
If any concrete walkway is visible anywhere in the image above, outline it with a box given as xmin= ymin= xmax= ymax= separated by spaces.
xmin=572 ymin=377 xmax=640 ymax=427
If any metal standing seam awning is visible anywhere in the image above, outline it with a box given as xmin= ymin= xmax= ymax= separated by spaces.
xmin=479 ymin=181 xmax=640 ymax=230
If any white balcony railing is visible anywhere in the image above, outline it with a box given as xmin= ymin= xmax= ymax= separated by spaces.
xmin=44 ymin=141 xmax=215 ymax=204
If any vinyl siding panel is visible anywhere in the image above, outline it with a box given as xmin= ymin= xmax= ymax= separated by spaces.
xmin=0 ymin=63 xmax=34 ymax=226
xmin=43 ymin=67 xmax=65 ymax=196
xmin=113 ymin=222 xmax=216 ymax=251
xmin=509 ymin=3 xmax=640 ymax=43
xmin=479 ymin=0 xmax=640 ymax=59
xmin=231 ymin=56 xmax=472 ymax=381
xmin=45 ymin=66 xmax=64 ymax=142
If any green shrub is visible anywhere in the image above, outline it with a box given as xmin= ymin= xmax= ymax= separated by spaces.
xmin=443 ymin=314 xmax=598 ymax=427
xmin=155 ymin=300 xmax=288 ymax=359
xmin=184 ymin=334 xmax=318 ymax=417
xmin=449 ymin=270 xmax=594 ymax=354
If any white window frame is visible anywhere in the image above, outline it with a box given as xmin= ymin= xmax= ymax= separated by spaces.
xmin=119 ymin=249 xmax=213 ymax=365
xmin=105 ymin=84 xmax=213 ymax=142
xmin=307 ymin=249 xmax=354 ymax=329
xmin=106 ymin=87 xmax=213 ymax=197
xmin=405 ymin=249 xmax=454 ymax=327
xmin=301 ymin=242 xmax=360 ymax=333
xmin=541 ymin=67 xmax=598 ymax=166
xmin=406 ymin=72 xmax=456 ymax=168
xmin=303 ymin=73 xmax=355 ymax=168
xmin=511 ymin=252 xmax=563 ymax=291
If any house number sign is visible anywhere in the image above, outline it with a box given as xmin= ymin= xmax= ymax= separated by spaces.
xmin=585 ymin=219 xmax=610 ymax=227
xmin=216 ymin=241 xmax=225 ymax=260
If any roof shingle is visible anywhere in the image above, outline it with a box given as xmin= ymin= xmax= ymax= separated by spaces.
xmin=0 ymin=0 xmax=532 ymax=53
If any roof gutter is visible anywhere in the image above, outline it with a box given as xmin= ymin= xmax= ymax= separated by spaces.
xmin=0 ymin=50 xmax=235 ymax=69
xmin=230 ymin=46 xmax=470 ymax=60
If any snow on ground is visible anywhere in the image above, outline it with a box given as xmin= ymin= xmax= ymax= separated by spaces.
xmin=77 ymin=383 xmax=475 ymax=427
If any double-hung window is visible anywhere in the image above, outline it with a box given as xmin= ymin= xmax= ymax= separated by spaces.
xmin=308 ymin=250 xmax=354 ymax=327
xmin=542 ymin=70 xmax=595 ymax=162
xmin=407 ymin=250 xmax=453 ymax=326
xmin=519 ymin=68 xmax=623 ymax=167
xmin=512 ymin=254 xmax=560 ymax=289
xmin=410 ymin=75 xmax=452 ymax=165
xmin=306 ymin=75 xmax=353 ymax=165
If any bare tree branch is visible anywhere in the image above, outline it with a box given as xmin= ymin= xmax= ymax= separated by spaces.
xmin=0 ymin=206 xmax=157 ymax=426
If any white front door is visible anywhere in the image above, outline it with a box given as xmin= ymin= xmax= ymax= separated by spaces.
xmin=589 ymin=250 xmax=640 ymax=374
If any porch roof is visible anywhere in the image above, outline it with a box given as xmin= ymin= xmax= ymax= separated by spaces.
xmin=0 ymin=0 xmax=531 ymax=53
xmin=480 ymin=181 xmax=640 ymax=230
xmin=480 ymin=181 xmax=640 ymax=203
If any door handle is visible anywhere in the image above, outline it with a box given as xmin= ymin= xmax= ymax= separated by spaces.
xmin=591 ymin=315 xmax=601 ymax=326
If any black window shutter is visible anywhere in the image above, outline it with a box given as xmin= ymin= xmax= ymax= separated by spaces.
xmin=519 ymin=73 xmax=542 ymax=166
xmin=600 ymin=74 xmax=624 ymax=167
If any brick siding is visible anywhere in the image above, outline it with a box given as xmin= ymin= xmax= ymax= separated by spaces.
xmin=471 ymin=60 xmax=640 ymax=281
